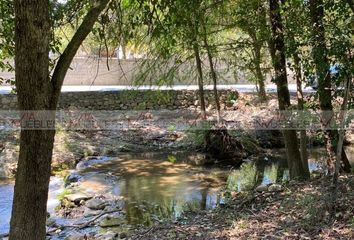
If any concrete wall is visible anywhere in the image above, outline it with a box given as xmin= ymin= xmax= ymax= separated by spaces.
xmin=0 ymin=57 xmax=263 ymax=86
xmin=0 ymin=89 xmax=239 ymax=110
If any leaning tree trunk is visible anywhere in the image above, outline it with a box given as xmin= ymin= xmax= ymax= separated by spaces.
xmin=268 ymin=0 xmax=309 ymax=179
xmin=309 ymin=0 xmax=351 ymax=173
xmin=193 ymin=43 xmax=207 ymax=119
xmin=10 ymin=1 xmax=109 ymax=239
xmin=202 ymin=29 xmax=221 ymax=122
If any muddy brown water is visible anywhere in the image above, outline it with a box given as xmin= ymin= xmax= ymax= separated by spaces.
xmin=76 ymin=153 xmax=225 ymax=225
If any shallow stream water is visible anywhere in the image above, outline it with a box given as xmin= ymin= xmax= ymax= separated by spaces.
xmin=0 ymin=177 xmax=64 ymax=235
xmin=0 ymin=146 xmax=353 ymax=235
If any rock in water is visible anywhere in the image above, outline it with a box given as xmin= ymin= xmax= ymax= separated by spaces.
xmin=65 ymin=172 xmax=82 ymax=186
xmin=65 ymin=193 xmax=92 ymax=204
xmin=83 ymin=207 xmax=102 ymax=217
xmin=99 ymin=215 xmax=124 ymax=227
xmin=86 ymin=198 xmax=107 ymax=210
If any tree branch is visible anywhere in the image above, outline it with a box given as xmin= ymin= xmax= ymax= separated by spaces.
xmin=50 ymin=0 xmax=110 ymax=109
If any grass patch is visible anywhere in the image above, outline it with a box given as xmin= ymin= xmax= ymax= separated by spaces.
xmin=167 ymin=155 xmax=177 ymax=163
xmin=57 ymin=188 xmax=73 ymax=201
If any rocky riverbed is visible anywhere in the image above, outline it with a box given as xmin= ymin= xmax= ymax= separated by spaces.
xmin=1 ymin=146 xmax=342 ymax=239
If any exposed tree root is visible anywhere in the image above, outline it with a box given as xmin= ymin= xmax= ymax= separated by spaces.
xmin=204 ymin=126 xmax=246 ymax=164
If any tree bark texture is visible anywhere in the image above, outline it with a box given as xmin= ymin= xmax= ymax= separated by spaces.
xmin=268 ymin=0 xmax=309 ymax=179
xmin=193 ymin=43 xmax=207 ymax=119
xmin=309 ymin=0 xmax=351 ymax=173
xmin=202 ymin=31 xmax=221 ymax=122
xmin=253 ymin=42 xmax=267 ymax=101
xmin=10 ymin=1 xmax=54 ymax=239
xmin=10 ymin=1 xmax=110 ymax=239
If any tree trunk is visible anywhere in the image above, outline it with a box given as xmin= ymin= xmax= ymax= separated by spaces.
xmin=309 ymin=0 xmax=351 ymax=173
xmin=10 ymin=1 xmax=109 ymax=239
xmin=268 ymin=0 xmax=309 ymax=179
xmin=331 ymin=72 xmax=351 ymax=217
xmin=10 ymin=1 xmax=53 ymax=239
xmin=193 ymin=44 xmax=207 ymax=119
xmin=293 ymin=54 xmax=310 ymax=177
xmin=10 ymin=131 xmax=56 ymax=240
xmin=121 ymin=37 xmax=127 ymax=60
xmin=254 ymin=43 xmax=267 ymax=101
xmin=202 ymin=30 xmax=221 ymax=122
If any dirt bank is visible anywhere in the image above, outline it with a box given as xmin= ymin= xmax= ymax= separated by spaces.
xmin=130 ymin=174 xmax=354 ymax=240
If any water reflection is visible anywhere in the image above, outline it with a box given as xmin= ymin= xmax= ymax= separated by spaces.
xmin=227 ymin=148 xmax=324 ymax=192
xmin=78 ymin=154 xmax=222 ymax=226
xmin=123 ymin=175 xmax=220 ymax=225
xmin=75 ymin=146 xmax=352 ymax=226
xmin=0 ymin=147 xmax=352 ymax=233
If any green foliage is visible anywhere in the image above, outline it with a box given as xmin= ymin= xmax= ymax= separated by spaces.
xmin=0 ymin=0 xmax=94 ymax=86
xmin=0 ymin=0 xmax=15 ymax=85
xmin=227 ymin=162 xmax=257 ymax=192
xmin=224 ymin=0 xmax=271 ymax=92
xmin=56 ymin=188 xmax=73 ymax=201
xmin=284 ymin=0 xmax=354 ymax=96
xmin=166 ymin=155 xmax=177 ymax=163
xmin=0 ymin=0 xmax=352 ymax=93
xmin=227 ymin=92 xmax=238 ymax=104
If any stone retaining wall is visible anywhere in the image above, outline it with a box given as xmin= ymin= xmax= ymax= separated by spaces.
xmin=0 ymin=89 xmax=238 ymax=110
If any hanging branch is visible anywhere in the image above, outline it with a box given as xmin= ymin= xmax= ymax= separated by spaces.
xmin=50 ymin=0 xmax=111 ymax=109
